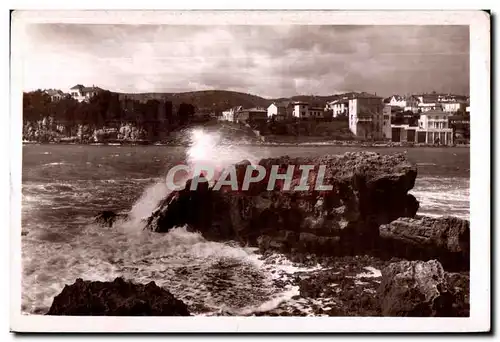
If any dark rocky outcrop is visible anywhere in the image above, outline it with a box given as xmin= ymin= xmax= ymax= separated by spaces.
xmin=47 ymin=277 xmax=191 ymax=316
xmin=378 ymin=260 xmax=460 ymax=316
xmin=145 ymin=152 xmax=419 ymax=256
xmin=379 ymin=216 xmax=469 ymax=271
xmin=445 ymin=271 xmax=470 ymax=317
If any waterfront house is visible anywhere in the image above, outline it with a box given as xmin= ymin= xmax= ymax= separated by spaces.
xmin=267 ymin=101 xmax=292 ymax=121
xmin=236 ymin=107 xmax=268 ymax=124
xmin=390 ymin=109 xmax=453 ymax=145
xmin=418 ymin=110 xmax=454 ymax=144
xmin=348 ymin=93 xmax=384 ymax=140
xmin=292 ymin=101 xmax=310 ymax=119
xmin=325 ymin=98 xmax=349 ymax=118
xmin=220 ymin=106 xmax=243 ymax=122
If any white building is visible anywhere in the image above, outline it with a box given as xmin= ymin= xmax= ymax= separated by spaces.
xmin=418 ymin=102 xmax=443 ymax=112
xmin=386 ymin=95 xmax=420 ymax=113
xmin=325 ymin=98 xmax=349 ymax=117
xmin=390 ymin=109 xmax=453 ymax=145
xmin=404 ymin=96 xmax=421 ymax=113
xmin=292 ymin=102 xmax=309 ymax=118
xmin=220 ymin=106 xmax=243 ymax=122
xmin=388 ymin=95 xmax=406 ymax=108
xmin=290 ymin=102 xmax=327 ymax=119
xmin=441 ymin=102 xmax=462 ymax=113
xmin=418 ymin=110 xmax=454 ymax=144
xmin=69 ymin=84 xmax=102 ymax=102
xmin=267 ymin=101 xmax=291 ymax=121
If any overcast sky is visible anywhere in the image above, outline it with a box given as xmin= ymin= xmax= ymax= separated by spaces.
xmin=20 ymin=24 xmax=469 ymax=98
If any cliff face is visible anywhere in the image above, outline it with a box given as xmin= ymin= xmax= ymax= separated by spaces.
xmin=23 ymin=118 xmax=152 ymax=143
xmin=379 ymin=216 xmax=470 ymax=271
xmin=145 ymin=152 xmax=419 ymax=256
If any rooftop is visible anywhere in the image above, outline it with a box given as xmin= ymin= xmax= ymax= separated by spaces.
xmin=44 ymin=89 xmax=64 ymax=96
xmin=70 ymin=84 xmax=103 ymax=93
xmin=242 ymin=107 xmax=267 ymax=112
xmin=422 ymin=109 xmax=448 ymax=116
xmin=271 ymin=101 xmax=291 ymax=108
xmin=390 ymin=95 xmax=404 ymax=101
xmin=352 ymin=92 xmax=382 ymax=99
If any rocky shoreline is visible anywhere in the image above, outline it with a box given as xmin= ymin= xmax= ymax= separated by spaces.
xmin=45 ymin=151 xmax=469 ymax=317
xmin=23 ymin=140 xmax=470 ymax=148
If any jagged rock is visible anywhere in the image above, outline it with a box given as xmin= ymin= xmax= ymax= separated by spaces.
xmin=379 ymin=216 xmax=469 ymax=271
xmin=445 ymin=272 xmax=470 ymax=317
xmin=145 ymin=152 xmax=419 ymax=256
xmin=46 ymin=277 xmax=191 ymax=316
xmin=378 ymin=260 xmax=457 ymax=316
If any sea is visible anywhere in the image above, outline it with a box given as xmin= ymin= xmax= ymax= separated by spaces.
xmin=20 ymin=130 xmax=470 ymax=315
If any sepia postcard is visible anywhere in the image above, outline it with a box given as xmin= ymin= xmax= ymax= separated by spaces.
xmin=9 ymin=10 xmax=490 ymax=333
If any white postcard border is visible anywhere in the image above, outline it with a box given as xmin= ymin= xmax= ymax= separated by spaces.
xmin=9 ymin=10 xmax=490 ymax=333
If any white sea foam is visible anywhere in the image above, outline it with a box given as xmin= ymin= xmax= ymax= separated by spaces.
xmin=234 ymin=286 xmax=300 ymax=316
xmin=355 ymin=266 xmax=382 ymax=279
xmin=42 ymin=162 xmax=66 ymax=166
xmin=186 ymin=128 xmax=261 ymax=170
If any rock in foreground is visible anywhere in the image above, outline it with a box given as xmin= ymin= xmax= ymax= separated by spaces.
xmin=379 ymin=216 xmax=469 ymax=271
xmin=146 ymin=152 xmax=419 ymax=256
xmin=378 ymin=260 xmax=461 ymax=316
xmin=47 ymin=277 xmax=191 ymax=316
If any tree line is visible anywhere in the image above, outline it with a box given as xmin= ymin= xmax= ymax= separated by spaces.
xmin=23 ymin=90 xmax=199 ymax=141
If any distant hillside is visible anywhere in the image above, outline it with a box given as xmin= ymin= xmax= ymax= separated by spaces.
xmin=116 ymin=90 xmax=272 ymax=113
xmin=114 ymin=90 xmax=371 ymax=113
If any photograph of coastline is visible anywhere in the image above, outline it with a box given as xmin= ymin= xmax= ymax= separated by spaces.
xmin=10 ymin=10 xmax=490 ymax=333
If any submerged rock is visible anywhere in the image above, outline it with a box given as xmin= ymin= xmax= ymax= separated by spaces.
xmin=94 ymin=210 xmax=128 ymax=228
xmin=378 ymin=260 xmax=458 ymax=316
xmin=145 ymin=152 xmax=419 ymax=256
xmin=379 ymin=216 xmax=469 ymax=271
xmin=47 ymin=277 xmax=191 ymax=316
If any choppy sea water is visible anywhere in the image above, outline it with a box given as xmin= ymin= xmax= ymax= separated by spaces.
xmin=21 ymin=136 xmax=470 ymax=315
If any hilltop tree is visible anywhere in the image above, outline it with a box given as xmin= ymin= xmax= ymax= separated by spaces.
xmin=177 ymin=103 xmax=195 ymax=126
xmin=23 ymin=90 xmax=52 ymax=122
